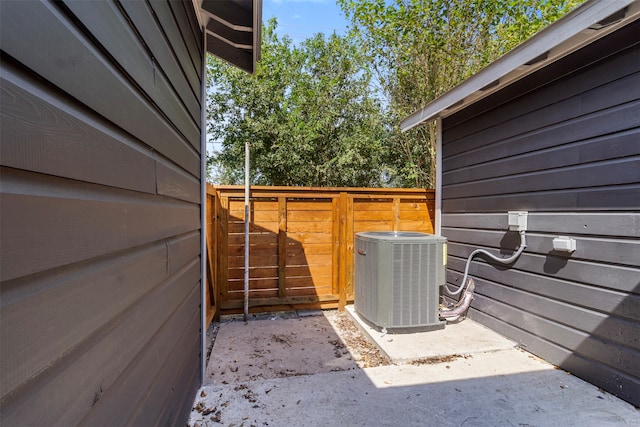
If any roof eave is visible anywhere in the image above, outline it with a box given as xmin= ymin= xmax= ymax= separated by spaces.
xmin=400 ymin=0 xmax=640 ymax=132
xmin=192 ymin=0 xmax=262 ymax=74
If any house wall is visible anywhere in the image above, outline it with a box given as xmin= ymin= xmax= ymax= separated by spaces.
xmin=441 ymin=21 xmax=639 ymax=406
xmin=0 ymin=1 xmax=203 ymax=425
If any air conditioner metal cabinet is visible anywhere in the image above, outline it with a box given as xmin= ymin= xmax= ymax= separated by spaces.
xmin=354 ymin=232 xmax=447 ymax=332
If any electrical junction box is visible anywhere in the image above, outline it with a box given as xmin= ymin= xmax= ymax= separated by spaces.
xmin=354 ymin=231 xmax=447 ymax=333
xmin=508 ymin=211 xmax=528 ymax=231
xmin=553 ymin=236 xmax=576 ymax=253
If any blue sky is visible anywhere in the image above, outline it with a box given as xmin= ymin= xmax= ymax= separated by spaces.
xmin=262 ymin=0 xmax=350 ymax=43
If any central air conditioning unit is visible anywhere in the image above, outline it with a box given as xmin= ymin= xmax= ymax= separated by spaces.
xmin=354 ymin=231 xmax=447 ymax=332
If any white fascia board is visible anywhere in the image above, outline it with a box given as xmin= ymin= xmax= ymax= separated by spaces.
xmin=400 ymin=0 xmax=639 ymax=132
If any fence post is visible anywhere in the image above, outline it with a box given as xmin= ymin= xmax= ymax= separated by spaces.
xmin=345 ymin=195 xmax=354 ymax=304
xmin=338 ymin=192 xmax=355 ymax=311
xmin=205 ymin=190 xmax=216 ymax=323
xmin=338 ymin=192 xmax=348 ymax=310
xmin=212 ymin=190 xmax=221 ymax=321
xmin=393 ymin=197 xmax=400 ymax=232
xmin=331 ymin=196 xmax=340 ymax=296
xmin=217 ymin=195 xmax=229 ymax=309
xmin=278 ymin=196 xmax=287 ymax=299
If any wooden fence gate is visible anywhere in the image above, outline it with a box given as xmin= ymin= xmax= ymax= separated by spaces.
xmin=205 ymin=185 xmax=435 ymax=320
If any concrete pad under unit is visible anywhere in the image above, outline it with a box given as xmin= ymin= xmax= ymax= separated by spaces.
xmin=345 ymin=304 xmax=516 ymax=363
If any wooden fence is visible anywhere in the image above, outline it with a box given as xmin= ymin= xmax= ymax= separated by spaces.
xmin=205 ymin=185 xmax=435 ymax=320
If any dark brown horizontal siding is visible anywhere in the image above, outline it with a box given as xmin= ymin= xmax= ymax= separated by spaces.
xmin=77 ymin=286 xmax=200 ymax=427
xmin=61 ymin=0 xmax=200 ymax=145
xmin=0 ymin=231 xmax=200 ymax=402
xmin=443 ymin=105 xmax=640 ymax=180
xmin=167 ymin=0 xmax=203 ymax=80
xmin=445 ymin=230 xmax=640 ymax=295
xmin=443 ymin=184 xmax=640 ymax=212
xmin=441 ymin=21 xmax=640 ymax=406
xmin=119 ymin=0 xmax=200 ymax=111
xmin=445 ymin=156 xmax=640 ymax=199
xmin=442 ymin=21 xmax=640 ymax=141
xmin=1 ymin=241 xmax=167 ymax=400
xmin=149 ymin=0 xmax=202 ymax=82
xmin=156 ymin=156 xmax=201 ymax=204
xmin=445 ymin=253 xmax=640 ymax=323
xmin=444 ymin=129 xmax=640 ymax=186
xmin=0 ymin=58 xmax=157 ymax=194
xmin=444 ymin=73 xmax=640 ymax=162
xmin=0 ymin=0 xmax=200 ymax=177
xmin=0 ymin=167 xmax=199 ymax=281
xmin=447 ymin=267 xmax=639 ymax=353
xmin=442 ymin=212 xmax=640 ymax=236
xmin=443 ymin=226 xmax=640 ymax=268
xmin=0 ymin=0 xmax=203 ymax=425
xmin=1 ymin=261 xmax=200 ymax=426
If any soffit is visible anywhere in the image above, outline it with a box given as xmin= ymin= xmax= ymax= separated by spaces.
xmin=192 ymin=0 xmax=262 ymax=73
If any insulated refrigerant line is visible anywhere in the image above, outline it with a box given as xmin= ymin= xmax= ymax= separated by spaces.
xmin=444 ymin=230 xmax=527 ymax=297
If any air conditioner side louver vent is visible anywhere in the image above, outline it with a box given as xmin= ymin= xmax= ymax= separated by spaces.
xmin=355 ymin=232 xmax=446 ymax=332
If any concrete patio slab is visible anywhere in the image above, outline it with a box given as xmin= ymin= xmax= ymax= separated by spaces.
xmin=190 ymin=309 xmax=640 ymax=427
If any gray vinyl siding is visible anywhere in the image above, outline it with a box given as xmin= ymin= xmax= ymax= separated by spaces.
xmin=0 ymin=1 xmax=202 ymax=425
xmin=440 ymin=21 xmax=640 ymax=406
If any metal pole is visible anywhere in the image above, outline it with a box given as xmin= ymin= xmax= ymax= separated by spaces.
xmin=244 ymin=139 xmax=250 ymax=321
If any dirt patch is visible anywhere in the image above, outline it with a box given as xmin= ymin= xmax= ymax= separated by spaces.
xmin=410 ymin=354 xmax=472 ymax=367
xmin=324 ymin=310 xmax=390 ymax=368
xmin=411 ymin=354 xmax=461 ymax=365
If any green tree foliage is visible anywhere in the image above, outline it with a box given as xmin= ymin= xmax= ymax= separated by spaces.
xmin=338 ymin=0 xmax=583 ymax=187
xmin=207 ymin=19 xmax=395 ymax=187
